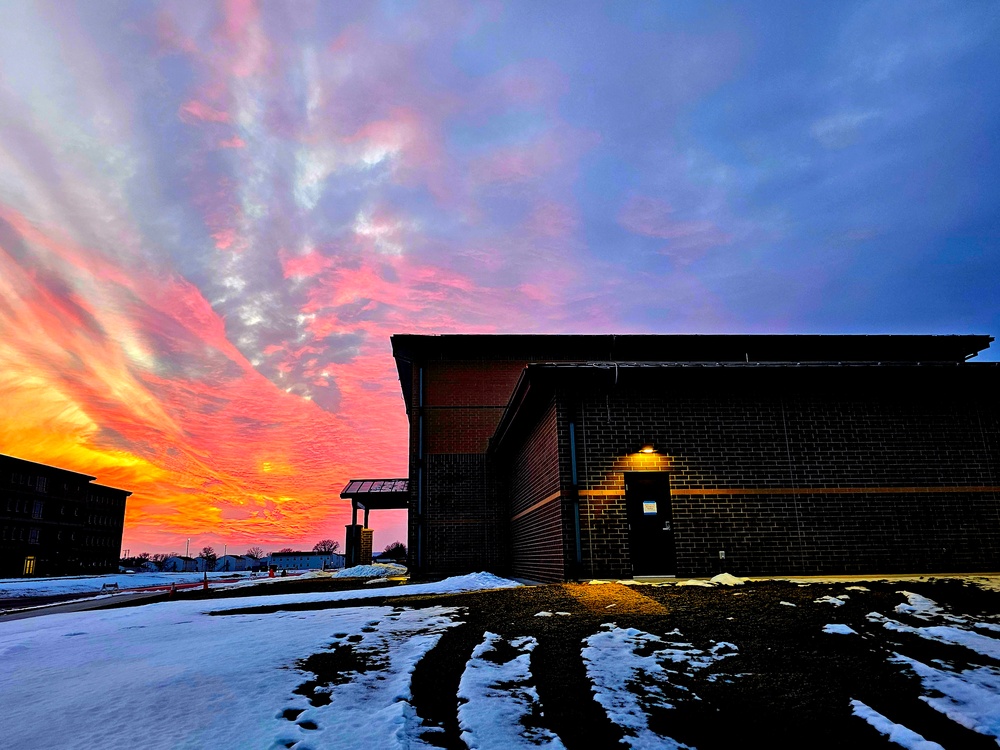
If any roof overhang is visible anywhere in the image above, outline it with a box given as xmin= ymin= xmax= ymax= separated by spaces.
xmin=340 ymin=478 xmax=410 ymax=510
xmin=390 ymin=333 xmax=994 ymax=365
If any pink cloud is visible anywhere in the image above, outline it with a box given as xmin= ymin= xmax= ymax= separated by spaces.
xmin=524 ymin=201 xmax=578 ymax=239
xmin=218 ymin=135 xmax=245 ymax=149
xmin=279 ymin=249 xmax=334 ymax=279
xmin=619 ymin=195 xmax=732 ymax=263
xmin=217 ymin=0 xmax=269 ymax=79
xmin=470 ymin=127 xmax=598 ymax=187
xmin=492 ymin=59 xmax=569 ymax=107
xmin=179 ymin=99 xmax=231 ymax=124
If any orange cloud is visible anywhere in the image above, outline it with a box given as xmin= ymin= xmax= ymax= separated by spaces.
xmin=0 ymin=210 xmax=408 ymax=554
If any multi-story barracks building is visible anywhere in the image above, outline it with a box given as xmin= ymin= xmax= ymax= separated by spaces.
xmin=0 ymin=454 xmax=130 ymax=577
xmin=385 ymin=334 xmax=999 ymax=582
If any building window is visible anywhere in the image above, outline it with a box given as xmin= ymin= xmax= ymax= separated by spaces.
xmin=32 ymin=501 xmax=43 ymax=519
xmin=36 ymin=476 xmax=47 ymax=493
xmin=23 ymin=556 xmax=35 ymax=575
xmin=29 ymin=528 xmax=39 ymax=544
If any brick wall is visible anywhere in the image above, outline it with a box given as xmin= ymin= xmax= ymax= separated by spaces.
xmin=360 ymin=528 xmax=373 ymax=566
xmin=508 ymin=399 xmax=565 ymax=582
xmin=568 ymin=366 xmax=1000 ymax=577
xmin=420 ymin=453 xmax=506 ymax=573
xmin=407 ymin=359 xmax=526 ymax=575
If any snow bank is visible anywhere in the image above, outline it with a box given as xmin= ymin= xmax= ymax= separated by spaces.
xmin=334 ymin=563 xmax=407 ymax=578
xmin=710 ymin=573 xmax=749 ymax=586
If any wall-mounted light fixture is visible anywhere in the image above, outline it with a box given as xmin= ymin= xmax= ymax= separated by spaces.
xmin=639 ymin=444 xmax=656 ymax=454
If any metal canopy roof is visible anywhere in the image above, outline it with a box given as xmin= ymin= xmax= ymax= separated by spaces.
xmin=340 ymin=478 xmax=409 ymax=510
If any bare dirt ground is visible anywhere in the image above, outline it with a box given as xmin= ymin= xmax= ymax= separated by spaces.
xmin=192 ymin=575 xmax=1000 ymax=750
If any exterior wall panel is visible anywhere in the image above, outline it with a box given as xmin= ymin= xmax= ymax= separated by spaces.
xmin=508 ymin=400 xmax=564 ymax=581
xmin=570 ymin=367 xmax=1000 ymax=578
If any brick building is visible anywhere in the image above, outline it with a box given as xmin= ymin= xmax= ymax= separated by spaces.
xmin=0 ymin=454 xmax=131 ymax=577
xmin=390 ymin=334 xmax=999 ymax=581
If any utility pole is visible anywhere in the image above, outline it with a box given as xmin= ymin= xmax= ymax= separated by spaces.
xmin=186 ymin=538 xmax=190 ymax=557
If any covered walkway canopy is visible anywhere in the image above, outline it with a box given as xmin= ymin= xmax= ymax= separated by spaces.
xmin=340 ymin=478 xmax=409 ymax=527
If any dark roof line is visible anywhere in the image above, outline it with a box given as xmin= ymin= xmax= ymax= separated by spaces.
xmin=527 ymin=360 xmax=1000 ymax=369
xmin=392 ymin=333 xmax=993 ymax=366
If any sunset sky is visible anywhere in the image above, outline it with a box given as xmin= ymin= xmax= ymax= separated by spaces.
xmin=1 ymin=1 xmax=997 ymax=556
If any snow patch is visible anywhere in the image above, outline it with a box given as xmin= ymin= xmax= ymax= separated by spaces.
xmin=823 ymin=624 xmax=857 ymax=635
xmin=868 ymin=613 xmax=1000 ymax=660
xmin=458 ymin=632 xmax=564 ymax=748
xmin=581 ymin=624 xmax=737 ymax=748
xmin=850 ymin=699 xmax=944 ymax=749
xmin=891 ymin=654 xmax=1000 ymax=742
xmin=279 ymin=606 xmax=460 ymax=748
xmin=710 ymin=573 xmax=749 ymax=586
xmin=814 ymin=595 xmax=847 ymax=607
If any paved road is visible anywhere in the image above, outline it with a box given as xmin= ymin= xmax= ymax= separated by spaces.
xmin=0 ymin=577 xmax=251 ymax=622
xmin=0 ymin=590 xmax=167 ymax=622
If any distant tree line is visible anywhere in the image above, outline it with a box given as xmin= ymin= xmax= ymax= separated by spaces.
xmin=120 ymin=540 xmax=348 ymax=570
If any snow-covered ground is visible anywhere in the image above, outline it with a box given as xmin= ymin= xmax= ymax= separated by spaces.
xmin=1 ymin=573 xmax=998 ymax=749
xmin=0 ymin=573 xmax=517 ymax=749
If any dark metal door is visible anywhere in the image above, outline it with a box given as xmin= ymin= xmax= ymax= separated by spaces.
xmin=625 ymin=472 xmax=676 ymax=576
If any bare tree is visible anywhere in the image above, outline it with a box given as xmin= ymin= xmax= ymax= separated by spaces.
xmin=200 ymin=546 xmax=217 ymax=571
xmin=276 ymin=547 xmax=295 ymax=554
xmin=313 ymin=539 xmax=340 ymax=554
xmin=246 ymin=546 xmax=265 ymax=559
xmin=381 ymin=541 xmax=407 ymax=561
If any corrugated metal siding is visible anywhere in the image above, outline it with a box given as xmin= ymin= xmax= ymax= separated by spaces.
xmin=509 ymin=400 xmax=565 ymax=581
xmin=511 ymin=497 xmax=564 ymax=582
